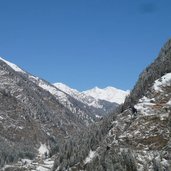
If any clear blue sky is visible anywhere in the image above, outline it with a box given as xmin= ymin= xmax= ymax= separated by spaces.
xmin=0 ymin=0 xmax=171 ymax=91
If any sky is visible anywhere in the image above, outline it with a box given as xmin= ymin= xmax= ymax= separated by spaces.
xmin=0 ymin=0 xmax=171 ymax=91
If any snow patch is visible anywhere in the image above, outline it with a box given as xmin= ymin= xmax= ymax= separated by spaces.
xmin=18 ymin=126 xmax=24 ymax=130
xmin=153 ymin=73 xmax=171 ymax=92
xmin=135 ymin=96 xmax=155 ymax=115
xmin=167 ymin=99 xmax=171 ymax=106
xmin=36 ymin=166 xmax=49 ymax=171
xmin=84 ymin=150 xmax=96 ymax=164
xmin=95 ymin=115 xmax=102 ymax=119
xmin=38 ymin=143 xmax=49 ymax=157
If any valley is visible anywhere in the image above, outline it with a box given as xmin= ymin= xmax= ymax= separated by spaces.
xmin=0 ymin=40 xmax=171 ymax=171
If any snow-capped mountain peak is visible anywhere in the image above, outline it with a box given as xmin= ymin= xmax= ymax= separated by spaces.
xmin=53 ymin=82 xmax=104 ymax=109
xmin=83 ymin=86 xmax=129 ymax=104
xmin=54 ymin=83 xmax=129 ymax=106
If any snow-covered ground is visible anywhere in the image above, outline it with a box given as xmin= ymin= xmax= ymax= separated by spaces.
xmin=38 ymin=143 xmax=49 ymax=158
xmin=84 ymin=150 xmax=97 ymax=164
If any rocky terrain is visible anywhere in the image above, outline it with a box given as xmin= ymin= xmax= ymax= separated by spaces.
xmin=51 ymin=39 xmax=171 ymax=171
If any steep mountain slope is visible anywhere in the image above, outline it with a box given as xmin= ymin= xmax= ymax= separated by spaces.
xmin=52 ymin=39 xmax=171 ymax=171
xmin=0 ymin=57 xmax=94 ymax=170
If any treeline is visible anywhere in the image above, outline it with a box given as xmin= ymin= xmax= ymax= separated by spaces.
xmin=51 ymin=114 xmax=114 ymax=171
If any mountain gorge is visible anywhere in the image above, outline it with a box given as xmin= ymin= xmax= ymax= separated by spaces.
xmin=0 ymin=39 xmax=171 ymax=171
xmin=0 ymin=57 xmax=127 ymax=171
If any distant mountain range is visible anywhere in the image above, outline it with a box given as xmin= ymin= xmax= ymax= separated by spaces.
xmin=83 ymin=86 xmax=129 ymax=104
xmin=54 ymin=82 xmax=129 ymax=114
xmin=54 ymin=83 xmax=129 ymax=105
